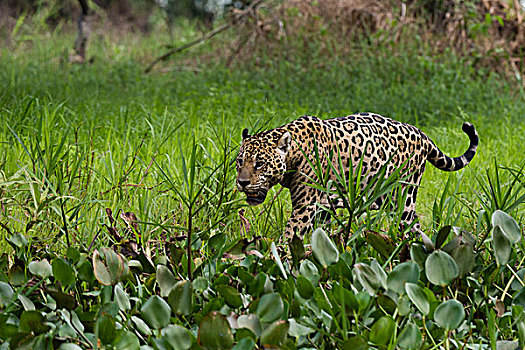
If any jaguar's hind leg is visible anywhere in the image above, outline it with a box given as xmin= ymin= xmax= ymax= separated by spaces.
xmin=399 ymin=184 xmax=424 ymax=237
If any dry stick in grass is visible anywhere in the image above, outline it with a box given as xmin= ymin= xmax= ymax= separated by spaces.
xmin=98 ymin=150 xmax=159 ymax=195
xmin=0 ymin=221 xmax=12 ymax=235
xmin=226 ymin=31 xmax=256 ymax=68
xmin=149 ymin=66 xmax=201 ymax=74
xmin=144 ymin=0 xmax=266 ymax=73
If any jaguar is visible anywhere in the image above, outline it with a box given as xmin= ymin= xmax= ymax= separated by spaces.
xmin=236 ymin=113 xmax=478 ymax=239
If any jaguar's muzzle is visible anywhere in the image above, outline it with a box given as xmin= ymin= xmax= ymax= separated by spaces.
xmin=244 ymin=189 xmax=267 ymax=206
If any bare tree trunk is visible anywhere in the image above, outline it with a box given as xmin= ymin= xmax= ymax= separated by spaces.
xmin=71 ymin=0 xmax=91 ymax=63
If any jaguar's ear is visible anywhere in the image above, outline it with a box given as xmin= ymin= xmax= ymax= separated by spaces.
xmin=277 ymin=131 xmax=291 ymax=154
xmin=242 ymin=128 xmax=250 ymax=140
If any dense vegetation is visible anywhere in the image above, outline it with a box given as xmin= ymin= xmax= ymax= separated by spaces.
xmin=1 ymin=3 xmax=525 ymax=348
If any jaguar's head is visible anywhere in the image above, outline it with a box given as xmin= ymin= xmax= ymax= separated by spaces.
xmin=236 ymin=128 xmax=291 ymax=206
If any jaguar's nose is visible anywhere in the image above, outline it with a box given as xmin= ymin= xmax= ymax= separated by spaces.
xmin=237 ymin=179 xmax=250 ymax=190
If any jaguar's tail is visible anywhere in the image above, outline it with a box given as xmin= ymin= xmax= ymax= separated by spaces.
xmin=427 ymin=122 xmax=478 ymax=172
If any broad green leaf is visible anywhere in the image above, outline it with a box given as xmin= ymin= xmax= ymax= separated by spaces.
xmin=397 ymin=322 xmax=422 ymax=349
xmin=341 ymin=335 xmax=368 ymax=350
xmin=451 ymin=244 xmax=476 ymax=277
xmin=131 ymin=316 xmax=151 ymax=336
xmin=442 ymin=236 xmax=461 ymax=255
xmin=162 ymin=325 xmax=192 ymax=350
xmin=19 ymin=310 xmax=49 ymax=334
xmin=511 ymin=269 xmax=525 ymax=291
xmin=78 ymin=260 xmax=95 ymax=283
xmin=257 ymin=293 xmax=284 ymax=323
xmin=237 ymin=314 xmax=262 ymax=337
xmin=52 ymin=258 xmax=76 ymax=287
xmin=45 ymin=288 xmax=76 ymax=310
xmin=512 ymin=304 xmax=524 ymax=320
xmin=406 ymin=283 xmax=430 ymax=315
xmin=356 ymin=291 xmax=371 ymax=311
xmin=18 ymin=293 xmax=35 ymax=311
xmin=420 ymin=232 xmax=435 ymax=252
xmin=216 ymin=284 xmax=242 ymax=308
xmin=410 ymin=243 xmax=429 ymax=270
xmin=114 ymin=283 xmax=131 ymax=311
xmin=296 ymin=275 xmax=314 ymax=299
xmin=8 ymin=233 xmax=28 ymax=248
xmin=287 ymin=318 xmax=314 ymax=337
xmin=493 ymin=225 xmax=512 ymax=266
xmin=299 ymin=260 xmax=319 ymax=285
xmin=0 ymin=282 xmax=14 ymax=307
xmin=59 ymin=344 xmax=83 ymax=350
xmin=333 ymin=282 xmax=359 ymax=313
xmin=28 ymin=259 xmax=52 ymax=278
xmin=128 ymin=260 xmax=143 ymax=270
xmin=365 ymin=230 xmax=396 ymax=259
xmin=156 ymin=265 xmax=176 ymax=297
xmin=425 ymin=250 xmax=458 ymax=286
xmin=260 ymin=320 xmax=289 ymax=347
xmin=0 ymin=316 xmax=18 ymax=340
xmin=270 ymin=242 xmax=287 ymax=278
xmin=495 ymin=341 xmax=520 ymax=350
xmin=311 ymin=228 xmax=339 ymax=267
xmin=60 ymin=310 xmax=84 ymax=334
xmin=198 ymin=311 xmax=234 ymax=349
xmin=398 ymin=294 xmax=412 ymax=316
xmin=232 ymin=337 xmax=255 ymax=350
xmin=112 ymin=330 xmax=140 ymax=350
xmin=434 ymin=226 xmax=452 ymax=250
xmin=354 ymin=263 xmax=381 ymax=295
xmin=371 ymin=260 xmax=388 ymax=290
xmin=434 ymin=299 xmax=465 ymax=329
xmin=96 ymin=314 xmax=117 ymax=345
xmin=18 ymin=310 xmax=39 ymax=333
xmin=66 ymin=247 xmax=81 ymax=264
xmin=234 ymin=329 xmax=255 ymax=342
xmin=377 ymin=294 xmax=397 ymax=315
xmin=492 ymin=210 xmax=521 ymax=244
xmin=141 ymin=295 xmax=171 ymax=329
xmin=387 ymin=261 xmax=419 ymax=295
xmin=247 ymin=272 xmax=267 ymax=297
xmin=514 ymin=287 xmax=525 ymax=308
xmin=59 ymin=322 xmax=79 ymax=338
xmin=168 ymin=280 xmax=193 ymax=315
xmin=193 ymin=277 xmax=209 ymax=292
xmin=93 ymin=247 xmax=129 ymax=286
xmin=209 ymin=232 xmax=227 ymax=251
xmin=369 ymin=315 xmax=395 ymax=345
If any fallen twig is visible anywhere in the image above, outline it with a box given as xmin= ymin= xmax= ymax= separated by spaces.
xmin=0 ymin=221 xmax=12 ymax=235
xmin=148 ymin=66 xmax=201 ymax=74
xmin=144 ymin=0 xmax=266 ymax=73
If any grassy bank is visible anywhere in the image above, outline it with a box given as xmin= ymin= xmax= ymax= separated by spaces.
xmin=1 ymin=29 xmax=524 ymax=253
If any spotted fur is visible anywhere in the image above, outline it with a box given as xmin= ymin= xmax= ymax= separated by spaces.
xmin=236 ymin=113 xmax=478 ymax=239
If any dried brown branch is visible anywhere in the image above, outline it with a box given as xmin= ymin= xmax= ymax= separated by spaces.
xmin=144 ymin=0 xmax=266 ymax=73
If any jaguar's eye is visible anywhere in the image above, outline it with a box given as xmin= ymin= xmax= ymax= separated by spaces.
xmin=255 ymin=159 xmax=265 ymax=169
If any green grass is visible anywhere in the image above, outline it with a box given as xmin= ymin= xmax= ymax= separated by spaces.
xmin=1 ymin=26 xmax=525 ymax=254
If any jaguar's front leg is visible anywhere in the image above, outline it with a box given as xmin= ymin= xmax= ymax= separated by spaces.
xmin=280 ymin=204 xmax=322 ymax=243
